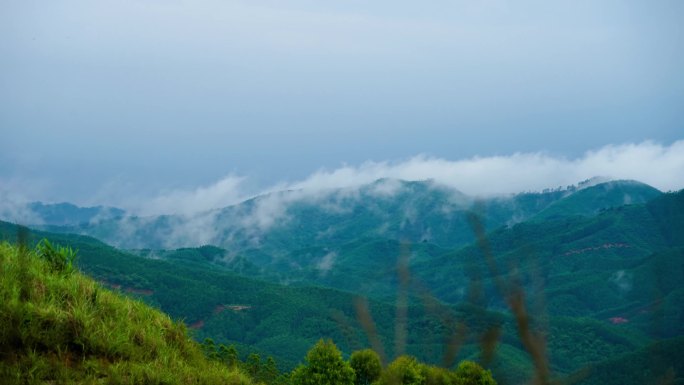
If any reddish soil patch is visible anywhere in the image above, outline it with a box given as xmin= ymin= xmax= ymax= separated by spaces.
xmin=609 ymin=317 xmax=629 ymax=324
xmin=188 ymin=320 xmax=205 ymax=329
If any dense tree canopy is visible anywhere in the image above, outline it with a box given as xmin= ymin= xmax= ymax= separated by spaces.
xmin=350 ymin=349 xmax=382 ymax=385
xmin=453 ymin=361 xmax=496 ymax=385
xmin=379 ymin=356 xmax=425 ymax=385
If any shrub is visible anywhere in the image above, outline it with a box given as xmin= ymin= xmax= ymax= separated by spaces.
xmin=36 ymin=239 xmax=77 ymax=274
xmin=290 ymin=339 xmax=355 ymax=385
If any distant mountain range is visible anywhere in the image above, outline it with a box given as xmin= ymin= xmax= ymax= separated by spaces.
xmin=8 ymin=201 xmax=125 ymax=226
xmin=2 ymin=178 xmax=681 ymax=384
xmin=25 ymin=178 xmax=662 ymax=250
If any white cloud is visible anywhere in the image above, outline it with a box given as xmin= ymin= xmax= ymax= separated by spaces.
xmin=0 ymin=194 xmax=42 ymax=225
xmin=140 ymin=175 xmax=247 ymax=216
xmin=218 ymin=140 xmax=683 ymax=234
xmin=610 ymin=270 xmax=633 ymax=293
xmin=112 ymin=140 xmax=683 ymax=219
xmin=317 ymin=252 xmax=337 ymax=274
xmin=0 ymin=177 xmax=49 ymax=225
xmin=284 ymin=140 xmax=684 ymax=196
xmin=239 ymin=191 xmax=298 ymax=231
xmin=5 ymin=140 xmax=679 ymax=248
xmin=367 ymin=178 xmax=406 ymax=197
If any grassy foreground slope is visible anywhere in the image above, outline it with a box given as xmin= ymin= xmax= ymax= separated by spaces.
xmin=0 ymin=241 xmax=252 ymax=385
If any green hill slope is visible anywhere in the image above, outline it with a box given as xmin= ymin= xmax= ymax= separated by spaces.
xmin=532 ymin=180 xmax=662 ymax=221
xmin=417 ymin=191 xmax=684 ymax=323
xmin=573 ymin=336 xmax=684 ymax=385
xmin=0 ymin=241 xmax=251 ymax=385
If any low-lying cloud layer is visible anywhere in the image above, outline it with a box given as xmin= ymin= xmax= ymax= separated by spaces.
xmin=143 ymin=176 xmax=247 ymax=217
xmin=289 ymin=140 xmax=684 ymax=195
xmin=132 ymin=140 xmax=684 ymax=216
xmin=1 ymin=140 xmax=683 ymax=223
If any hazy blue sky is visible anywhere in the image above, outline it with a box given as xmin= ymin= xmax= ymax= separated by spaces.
xmin=1 ymin=1 xmax=683 ymax=210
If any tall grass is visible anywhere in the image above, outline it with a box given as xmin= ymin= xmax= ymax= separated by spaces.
xmin=0 ymin=241 xmax=253 ymax=384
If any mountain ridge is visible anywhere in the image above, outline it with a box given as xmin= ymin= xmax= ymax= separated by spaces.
xmin=20 ymin=179 xmax=662 ymax=252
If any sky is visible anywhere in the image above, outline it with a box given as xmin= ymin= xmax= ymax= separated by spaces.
xmin=1 ymin=0 xmax=683 ymax=213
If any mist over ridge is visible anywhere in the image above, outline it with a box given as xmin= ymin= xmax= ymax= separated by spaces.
xmin=1 ymin=140 xmax=681 ymax=251
xmin=9 ymin=177 xmax=662 ymax=254
xmin=3 ymin=140 xmax=681 ymax=221
xmin=100 ymin=140 xmax=684 ymax=217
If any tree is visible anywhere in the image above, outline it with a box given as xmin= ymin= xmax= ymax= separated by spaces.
xmin=453 ymin=360 xmax=496 ymax=385
xmin=350 ymin=349 xmax=382 ymax=385
xmin=290 ymin=339 xmax=355 ymax=385
xmin=260 ymin=356 xmax=279 ymax=383
xmin=217 ymin=344 xmax=239 ymax=368
xmin=379 ymin=356 xmax=424 ymax=385
xmin=201 ymin=338 xmax=218 ymax=360
xmin=421 ymin=365 xmax=456 ymax=385
xmin=246 ymin=352 xmax=261 ymax=378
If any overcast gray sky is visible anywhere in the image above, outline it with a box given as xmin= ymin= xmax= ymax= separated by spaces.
xmin=1 ymin=0 xmax=683 ymax=210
